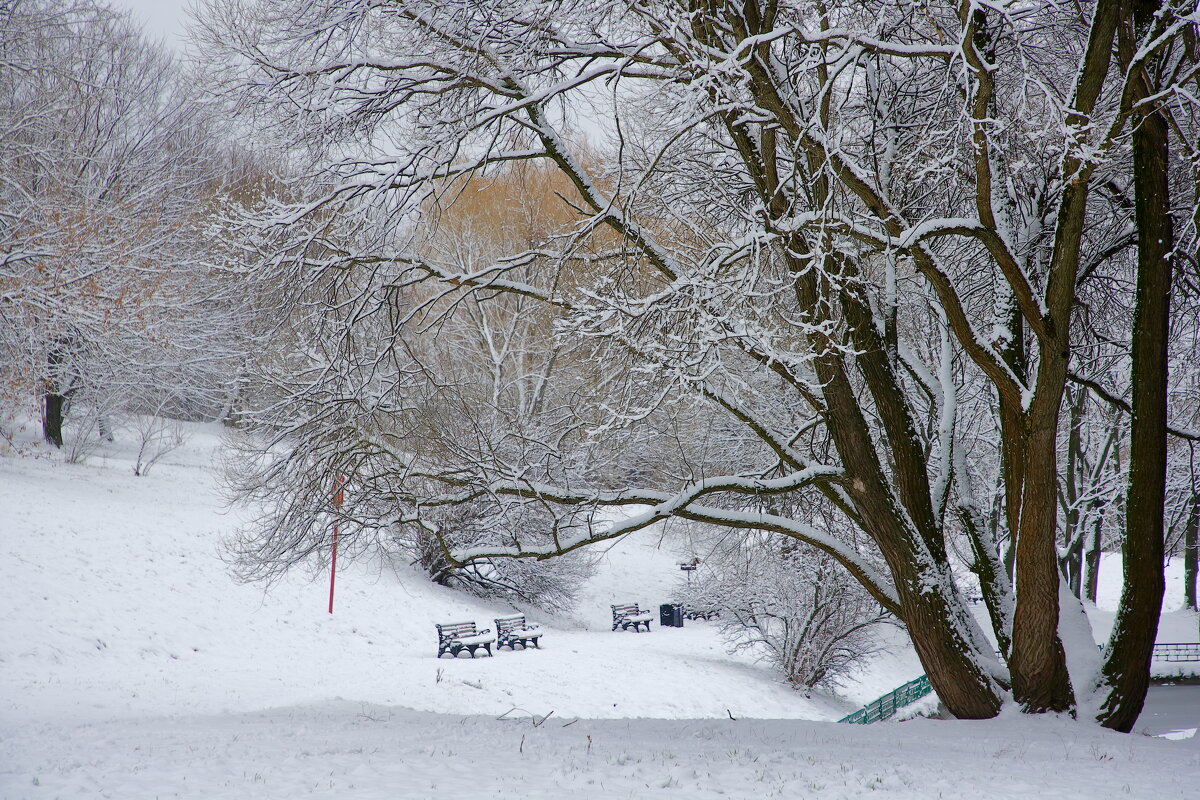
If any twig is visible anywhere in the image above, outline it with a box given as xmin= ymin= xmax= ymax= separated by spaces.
xmin=357 ymin=704 xmax=388 ymax=723
xmin=533 ymin=710 xmax=555 ymax=727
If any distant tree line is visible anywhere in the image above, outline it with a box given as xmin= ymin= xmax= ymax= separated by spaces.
xmin=0 ymin=0 xmax=253 ymax=463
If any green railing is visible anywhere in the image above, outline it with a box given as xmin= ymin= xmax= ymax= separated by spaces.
xmin=1094 ymin=642 xmax=1200 ymax=662
xmin=1151 ymin=642 xmax=1200 ymax=662
xmin=838 ymin=675 xmax=934 ymax=724
xmin=838 ymin=642 xmax=1199 ymax=725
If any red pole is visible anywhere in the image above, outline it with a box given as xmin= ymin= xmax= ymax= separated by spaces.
xmin=328 ymin=525 xmax=337 ymax=614
xmin=329 ymin=475 xmax=345 ymax=614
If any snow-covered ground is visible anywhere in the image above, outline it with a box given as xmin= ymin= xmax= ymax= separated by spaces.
xmin=1 ymin=419 xmax=1197 ymax=798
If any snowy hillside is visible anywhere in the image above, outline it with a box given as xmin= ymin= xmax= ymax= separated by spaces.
xmin=0 ymin=421 xmax=847 ymax=724
xmin=1 ymin=419 xmax=1197 ymax=799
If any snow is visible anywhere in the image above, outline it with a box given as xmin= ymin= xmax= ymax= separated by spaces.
xmin=2 ymin=419 xmax=1199 ymax=798
xmin=1058 ymin=578 xmax=1103 ymax=714
xmin=499 ymin=626 xmax=541 ymax=640
xmin=452 ymin=633 xmax=497 ymax=647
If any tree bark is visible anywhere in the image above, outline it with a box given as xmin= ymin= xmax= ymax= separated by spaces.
xmin=1184 ymin=491 xmax=1198 ymax=612
xmin=998 ymin=306 xmax=1026 ymax=586
xmin=43 ymin=390 xmax=65 ymax=448
xmin=1010 ymin=418 xmax=1075 ymax=712
xmin=43 ymin=347 xmax=66 ymax=448
xmin=789 ymin=257 xmax=1002 ymax=720
xmin=1097 ymin=0 xmax=1173 ymax=732
xmin=1061 ymin=388 xmax=1089 ymax=598
xmin=1084 ymin=501 xmax=1105 ymax=604
xmin=1006 ymin=0 xmax=1122 ymax=715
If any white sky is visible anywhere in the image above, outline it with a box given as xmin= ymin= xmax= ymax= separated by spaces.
xmin=110 ymin=0 xmax=193 ymax=48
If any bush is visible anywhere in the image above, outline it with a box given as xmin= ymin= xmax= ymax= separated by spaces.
xmin=393 ymin=500 xmax=595 ymax=611
xmin=676 ymin=536 xmax=890 ymax=690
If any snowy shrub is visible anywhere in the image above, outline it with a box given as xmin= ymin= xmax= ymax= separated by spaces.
xmin=391 ymin=499 xmax=595 ymax=611
xmin=61 ymin=395 xmax=121 ymax=464
xmin=131 ymin=413 xmax=187 ymax=476
xmin=677 ymin=536 xmax=890 ymax=691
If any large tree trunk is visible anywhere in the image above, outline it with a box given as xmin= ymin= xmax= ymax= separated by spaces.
xmin=898 ymin=573 xmax=1004 ymax=718
xmin=43 ymin=390 xmax=65 ymax=448
xmin=998 ymin=307 xmax=1027 ymax=587
xmin=43 ymin=347 xmax=66 ymax=448
xmin=788 ymin=254 xmax=1003 ymax=720
xmin=1005 ymin=0 xmax=1122 ymax=715
xmin=1010 ymin=417 xmax=1075 ymax=712
xmin=1084 ymin=500 xmax=1105 ymax=604
xmin=1185 ymin=492 xmax=1198 ymax=612
xmin=1061 ymin=388 xmax=1089 ymax=598
xmin=1097 ymin=0 xmax=1173 ymax=732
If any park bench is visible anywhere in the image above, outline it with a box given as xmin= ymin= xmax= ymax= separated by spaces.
xmin=436 ymin=621 xmax=496 ymax=658
xmin=495 ymin=614 xmax=543 ymax=650
xmin=611 ymin=602 xmax=653 ymax=632
xmin=682 ymin=605 xmax=720 ymax=621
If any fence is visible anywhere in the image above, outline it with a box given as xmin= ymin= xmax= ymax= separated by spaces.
xmin=839 ymin=642 xmax=1199 ymax=726
xmin=838 ymin=675 xmax=933 ymax=725
xmin=1151 ymin=642 xmax=1200 ymax=662
xmin=1092 ymin=642 xmax=1200 ymax=662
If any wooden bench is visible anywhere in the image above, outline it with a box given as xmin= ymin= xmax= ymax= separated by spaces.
xmin=682 ymin=604 xmax=719 ymax=621
xmin=495 ymin=614 xmax=542 ymax=650
xmin=682 ymin=605 xmax=720 ymax=621
xmin=611 ymin=603 xmax=653 ymax=632
xmin=436 ymin=621 xmax=496 ymax=658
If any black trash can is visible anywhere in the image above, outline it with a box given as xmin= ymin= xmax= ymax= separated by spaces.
xmin=659 ymin=603 xmax=683 ymax=628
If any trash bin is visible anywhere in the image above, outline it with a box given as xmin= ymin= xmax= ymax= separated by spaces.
xmin=659 ymin=603 xmax=683 ymax=628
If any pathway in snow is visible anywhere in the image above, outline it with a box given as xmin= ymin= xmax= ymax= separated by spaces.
xmin=1141 ymin=683 xmax=1200 ymax=739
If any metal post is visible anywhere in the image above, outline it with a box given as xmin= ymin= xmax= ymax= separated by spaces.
xmin=328 ymin=475 xmax=345 ymax=614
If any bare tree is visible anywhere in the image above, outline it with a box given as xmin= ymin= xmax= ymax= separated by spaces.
xmin=388 ymin=496 xmax=596 ymax=610
xmin=0 ymin=0 xmax=246 ymax=450
xmin=677 ymin=534 xmax=889 ymax=691
xmin=203 ymin=0 xmax=1200 ymax=726
xmin=1057 ymin=387 xmax=1123 ymax=601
